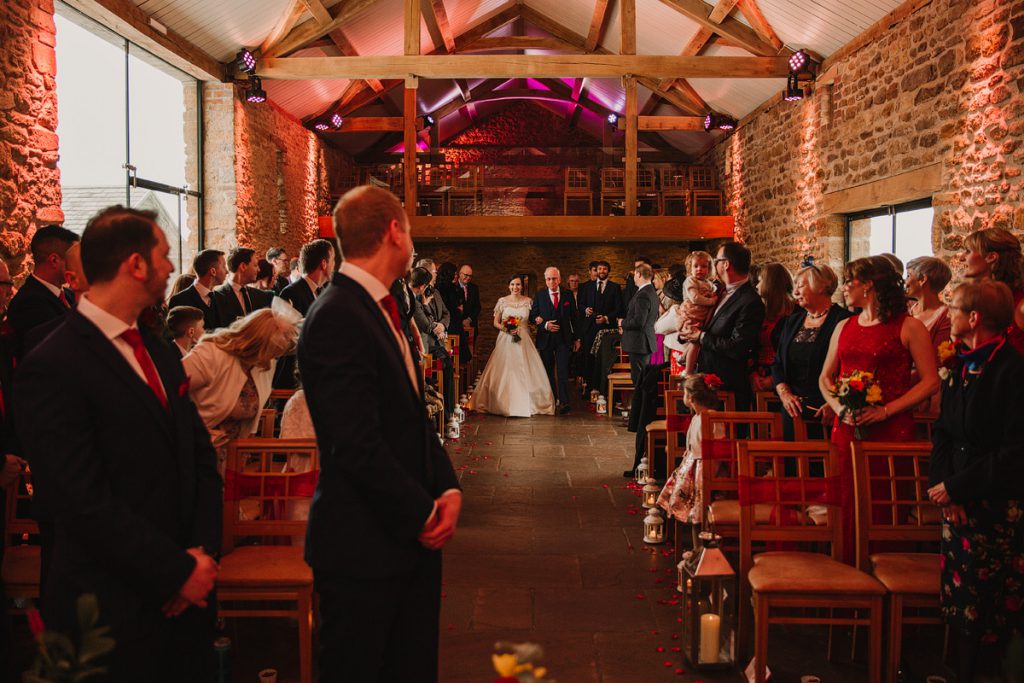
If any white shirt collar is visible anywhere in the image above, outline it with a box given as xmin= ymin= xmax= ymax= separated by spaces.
xmin=32 ymin=274 xmax=63 ymax=298
xmin=725 ymin=277 xmax=749 ymax=294
xmin=77 ymin=294 xmax=136 ymax=342
xmin=228 ymin=276 xmax=244 ymax=293
xmin=340 ymin=261 xmax=390 ymax=303
xmin=194 ymin=281 xmax=211 ymax=299
xmin=303 ymin=274 xmax=321 ymax=295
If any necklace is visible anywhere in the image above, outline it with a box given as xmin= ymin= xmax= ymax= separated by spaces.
xmin=806 ymin=307 xmax=828 ymax=320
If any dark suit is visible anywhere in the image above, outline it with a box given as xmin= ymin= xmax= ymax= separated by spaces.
xmin=208 ymin=281 xmax=269 ymax=329
xmin=273 ymin=279 xmax=318 ymax=389
xmin=13 ymin=310 xmax=221 ymax=682
xmin=273 ymin=274 xmax=290 ymax=295
xmin=696 ymin=280 xmax=765 ymax=411
xmin=620 ymin=283 xmax=659 ymax=385
xmin=7 ymin=276 xmax=74 ymax=359
xmin=297 ymin=272 xmax=460 ymax=682
xmin=578 ymin=278 xmax=622 ymax=387
xmin=168 ymin=284 xmax=216 ymax=331
xmin=445 ymin=281 xmax=480 ymax=363
xmin=530 ymin=288 xmax=579 ymax=406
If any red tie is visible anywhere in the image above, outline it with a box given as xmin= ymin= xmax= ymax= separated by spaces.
xmin=552 ymin=290 xmax=559 ymax=309
xmin=380 ymin=295 xmax=402 ymax=334
xmin=119 ymin=329 xmax=168 ymax=409
xmin=58 ymin=289 xmax=70 ymax=309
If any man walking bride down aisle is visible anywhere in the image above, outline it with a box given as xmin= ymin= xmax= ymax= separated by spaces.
xmin=467 ymin=267 xmax=580 ymax=417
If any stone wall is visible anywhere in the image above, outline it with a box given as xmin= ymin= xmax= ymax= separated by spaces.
xmin=420 ymin=241 xmax=696 ymax=361
xmin=709 ymin=0 xmax=1024 ymax=274
xmin=0 ymin=0 xmax=62 ymax=280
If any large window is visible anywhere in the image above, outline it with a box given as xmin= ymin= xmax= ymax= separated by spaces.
xmin=55 ymin=2 xmax=202 ymax=274
xmin=846 ymin=199 xmax=934 ymax=268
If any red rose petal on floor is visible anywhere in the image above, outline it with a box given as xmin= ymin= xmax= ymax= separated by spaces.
xmin=664 ymin=661 xmax=673 ymax=667
xmin=656 ymin=646 xmax=665 ymax=652
xmin=447 ymin=624 xmax=454 ymax=630
xmin=650 ymin=629 xmax=658 ymax=635
xmin=468 ymin=470 xmax=477 ymax=474
xmin=672 ymin=646 xmax=681 ymax=652
xmin=671 ymin=633 xmax=679 ymax=640
xmin=676 ymin=669 xmax=685 ymax=675
xmin=676 ymin=617 xmax=683 ymax=623
xmin=635 ymin=593 xmax=646 ymax=600
xmin=602 ymin=484 xmax=609 ymax=488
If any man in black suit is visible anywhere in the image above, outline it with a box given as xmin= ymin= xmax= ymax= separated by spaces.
xmin=622 ymin=255 xmax=652 ymax=309
xmin=578 ymin=260 xmax=623 ymax=388
xmin=167 ymin=305 xmax=205 ymax=358
xmin=298 ymin=186 xmax=461 ymax=682
xmin=620 ymin=263 xmax=659 ymax=385
xmin=682 ymin=241 xmax=766 ymax=411
xmin=7 ymin=224 xmax=79 ymax=359
xmin=266 ymin=247 xmax=291 ymax=294
xmin=449 ymin=263 xmax=480 ymax=364
xmin=275 ymin=240 xmax=336 ymax=388
xmin=531 ymin=266 xmax=581 ymax=414
xmin=168 ymin=249 xmax=225 ymax=331
xmin=209 ymin=247 xmax=267 ymax=328
xmin=14 ymin=206 xmax=221 ymax=681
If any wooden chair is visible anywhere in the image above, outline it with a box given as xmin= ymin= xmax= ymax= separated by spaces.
xmin=219 ymin=438 xmax=319 ymax=683
xmin=643 ymin=368 xmax=673 ymax=479
xmin=738 ymin=441 xmax=886 ymax=682
xmin=2 ymin=466 xmax=39 ymax=603
xmin=419 ymin=163 xmax=452 ymax=215
xmin=445 ymin=335 xmax=460 ymax=400
xmin=599 ymin=168 xmax=625 ymax=215
xmin=851 ymin=441 xmax=941 ymax=683
xmin=912 ymin=410 xmax=938 ymax=441
xmin=658 ymin=166 xmax=689 ymax=215
xmin=688 ymin=165 xmax=723 ymax=215
xmin=606 ymin=347 xmax=634 ymax=419
xmin=270 ymin=388 xmax=296 ymax=403
xmin=448 ymin=166 xmax=482 ymax=215
xmin=637 ymin=166 xmax=659 ymax=215
xmin=563 ymin=167 xmax=592 ymax=215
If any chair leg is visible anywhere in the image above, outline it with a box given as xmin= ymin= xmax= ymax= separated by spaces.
xmin=298 ymin=588 xmax=314 ymax=683
xmin=869 ymin=596 xmax=884 ymax=683
xmin=754 ymin=593 xmax=770 ymax=683
xmin=887 ymin=595 xmax=904 ymax=683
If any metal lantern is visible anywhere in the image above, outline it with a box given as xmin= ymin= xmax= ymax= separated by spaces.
xmin=680 ymin=532 xmax=736 ymax=670
xmin=590 ymin=389 xmax=600 ymax=403
xmin=453 ymin=404 xmax=466 ymax=424
xmin=446 ymin=415 xmax=461 ymax=440
xmin=596 ymin=395 xmax=608 ymax=415
xmin=459 ymin=394 xmax=468 ymax=407
xmin=643 ymin=507 xmax=665 ymax=544
xmin=676 ymin=557 xmax=689 ymax=593
xmin=636 ymin=456 xmax=650 ymax=484
xmin=642 ymin=481 xmax=660 ymax=508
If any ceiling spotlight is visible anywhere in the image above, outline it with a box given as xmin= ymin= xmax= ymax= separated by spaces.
xmin=331 ymin=113 xmax=343 ymax=128
xmin=703 ymin=113 xmax=736 ymax=132
xmin=607 ymin=112 xmax=619 ymax=126
xmin=314 ymin=122 xmax=330 ymax=131
xmin=245 ymin=75 xmax=266 ymax=103
xmin=717 ymin=115 xmax=736 ymax=131
xmin=425 ymin=114 xmax=436 ymax=127
xmin=788 ymin=49 xmax=809 ymax=74
xmin=704 ymin=113 xmax=713 ymax=132
xmin=236 ymin=48 xmax=257 ymax=74
xmin=784 ymin=74 xmax=804 ymax=101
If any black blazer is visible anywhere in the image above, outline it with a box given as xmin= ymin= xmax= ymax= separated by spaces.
xmin=620 ymin=284 xmax=659 ymax=355
xmin=530 ymin=288 xmax=579 ymax=350
xmin=280 ymin=278 xmax=317 ymax=316
xmin=930 ymin=342 xmax=1024 ymax=501
xmin=578 ymin=278 xmax=623 ymax=338
xmin=12 ymin=310 xmax=221 ymax=640
xmin=770 ymin=304 xmax=853 ymax=406
xmin=455 ymin=281 xmax=481 ymax=329
xmin=297 ymin=272 xmax=459 ymax=578
xmin=7 ymin=276 xmax=74 ymax=359
xmin=209 ymin=282 xmax=269 ymax=329
xmin=696 ymin=280 xmax=766 ymax=404
xmin=168 ymin=284 xmax=217 ymax=331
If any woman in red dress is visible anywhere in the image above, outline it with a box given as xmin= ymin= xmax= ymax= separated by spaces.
xmin=819 ymin=256 xmax=940 ymax=563
xmin=964 ymin=228 xmax=1024 ymax=355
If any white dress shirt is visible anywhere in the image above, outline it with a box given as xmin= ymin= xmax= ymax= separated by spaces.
xmin=228 ymin=277 xmax=250 ymax=313
xmin=77 ymin=295 xmax=167 ymax=403
xmin=194 ymin=281 xmax=212 ymax=307
xmin=303 ymin=275 xmax=321 ymax=298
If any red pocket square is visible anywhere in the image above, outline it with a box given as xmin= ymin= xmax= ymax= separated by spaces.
xmin=178 ymin=378 xmax=190 ymax=398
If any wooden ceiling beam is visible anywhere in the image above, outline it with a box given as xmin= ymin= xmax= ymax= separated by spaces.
xmin=405 ymin=0 xmax=421 ymax=56
xmin=707 ymin=0 xmax=738 ymax=23
xmin=419 ymin=0 xmax=448 ymax=52
xmin=263 ymin=0 xmax=378 ymax=59
xmin=451 ymin=2 xmax=521 ymax=51
xmin=620 ymin=0 xmax=636 ymax=55
xmin=260 ymin=0 xmax=307 ymax=54
xmin=637 ymin=115 xmax=705 ymax=131
xmin=410 ymin=215 xmax=733 ymax=241
xmin=518 ymin=5 xmax=603 ymax=53
xmin=325 ymin=116 xmax=425 ymax=132
xmin=431 ymin=79 xmax=512 ymax=120
xmin=655 ymin=0 xmax=776 ymax=56
xmin=460 ymin=36 xmax=585 ymax=53
xmin=681 ymin=26 xmax=714 ymax=55
xmin=584 ymin=0 xmax=612 ymax=52
xmin=301 ymin=0 xmax=333 ymax=26
xmin=424 ymin=0 xmax=456 ymax=53
xmin=736 ymin=0 xmax=783 ymax=51
xmin=327 ymin=28 xmax=387 ymax=95
xmin=259 ymin=54 xmax=791 ymax=80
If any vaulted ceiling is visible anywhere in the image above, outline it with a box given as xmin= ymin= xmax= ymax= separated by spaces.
xmin=130 ymin=0 xmax=908 ymax=158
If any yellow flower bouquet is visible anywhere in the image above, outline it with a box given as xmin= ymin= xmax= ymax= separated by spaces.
xmin=829 ymin=369 xmax=883 ymax=439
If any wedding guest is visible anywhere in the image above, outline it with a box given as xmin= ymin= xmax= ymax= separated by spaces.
xmin=209 ymin=247 xmax=266 ymax=329
xmin=169 ymin=249 xmax=226 ymax=331
xmin=906 ymin=256 xmax=952 ymax=347
xmin=772 ymin=261 xmax=852 ymax=440
xmin=168 ymin=273 xmax=196 ymax=300
xmin=184 ymin=302 xmax=300 ymax=474
xmin=567 ymin=272 xmax=581 ymax=305
xmin=167 ymin=306 xmax=205 ymax=358
xmin=7 ymin=224 xmax=79 ymax=359
xmin=623 ymin=255 xmax=653 ymax=307
xmin=654 ymin=277 xmax=686 ymax=375
xmin=281 ymin=239 xmax=335 ymax=316
xmin=579 ymin=260 xmax=623 ymax=389
xmin=963 ymin=227 xmax=1024 ymax=354
xmin=928 ymin=280 xmax=1024 ymax=683
xmin=567 ymin=272 xmax=584 ymax=378
xmin=289 ymin=257 xmax=301 ymax=283
xmin=22 ymin=243 xmax=92 ymax=354
xmin=752 ymin=263 xmax=795 ymax=392
xmin=13 ymin=206 xmax=221 ymax=680
xmin=453 ymin=264 xmax=480 ymax=363
xmin=254 ymin=258 xmax=275 ymax=291
xmin=677 ymin=251 xmax=718 ymax=375
xmin=819 ymin=255 xmax=939 ymax=563
xmin=880 ymin=252 xmax=904 ymax=275
xmin=298 ymin=185 xmax=461 ymax=682
xmin=621 ymin=263 xmax=658 ymax=385
xmin=410 ymin=266 xmax=454 ymax=416
xmin=531 ymin=267 xmax=580 ymax=414
xmin=682 ymin=242 xmax=764 ymax=411
xmin=266 ymin=247 xmax=290 ymax=293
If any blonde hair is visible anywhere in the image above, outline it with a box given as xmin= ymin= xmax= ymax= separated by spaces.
xmin=685 ymin=251 xmax=713 ymax=273
xmin=965 ymin=228 xmax=1024 ymax=291
xmin=795 ymin=262 xmax=839 ymax=296
xmin=202 ymin=308 xmax=298 ymax=370
xmin=682 ymin=373 xmax=719 ymax=409
xmin=906 ymin=256 xmax=952 ymax=293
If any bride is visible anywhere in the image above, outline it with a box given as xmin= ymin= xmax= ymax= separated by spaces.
xmin=467 ymin=275 xmax=555 ymax=417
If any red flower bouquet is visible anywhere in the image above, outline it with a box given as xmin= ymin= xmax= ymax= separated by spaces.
xmin=503 ymin=316 xmax=522 ymax=344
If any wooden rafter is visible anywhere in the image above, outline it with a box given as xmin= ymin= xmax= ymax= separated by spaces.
xmin=258 ymin=54 xmax=791 ymax=80
xmin=263 ymin=0 xmax=378 ymax=59
xmin=655 ymin=0 xmax=776 ymax=56
xmin=327 ymin=29 xmax=387 ymax=97
xmin=419 ymin=0 xmax=447 ymax=52
xmin=584 ymin=0 xmax=612 ymax=52
xmin=301 ymin=0 xmax=333 ymax=26
xmin=569 ymin=77 xmax=587 ymax=127
xmin=518 ymin=5 xmax=600 ymax=53
xmin=431 ymin=79 xmax=511 ymax=121
xmin=451 ymin=2 xmax=520 ymax=51
xmin=405 ymin=0 xmax=421 ymax=56
xmin=736 ymin=0 xmax=783 ymax=51
xmin=260 ymin=0 xmax=307 ymax=54
xmin=460 ymin=36 xmax=585 ymax=53
xmin=707 ymin=0 xmax=739 ymax=23
xmin=620 ymin=0 xmax=636 ymax=55
xmin=423 ymin=0 xmax=456 ymax=53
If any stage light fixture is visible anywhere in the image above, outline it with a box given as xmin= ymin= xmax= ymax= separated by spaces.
xmin=717 ymin=115 xmax=736 ymax=131
xmin=331 ymin=113 xmax=343 ymax=128
xmin=703 ymin=113 xmax=736 ymax=132
xmin=607 ymin=112 xmax=619 ymax=126
xmin=236 ymin=48 xmax=257 ymax=74
xmin=314 ymin=122 xmax=330 ymax=131
xmin=245 ymin=75 xmax=267 ymax=103
xmin=788 ymin=49 xmax=809 ymax=74
xmin=425 ymin=114 xmax=436 ymax=127
xmin=784 ymin=74 xmax=804 ymax=102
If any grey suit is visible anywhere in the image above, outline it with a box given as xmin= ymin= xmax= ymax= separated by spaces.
xmin=620 ymin=283 xmax=659 ymax=385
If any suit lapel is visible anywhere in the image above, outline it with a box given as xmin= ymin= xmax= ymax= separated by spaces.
xmin=708 ymin=281 xmax=749 ymax=328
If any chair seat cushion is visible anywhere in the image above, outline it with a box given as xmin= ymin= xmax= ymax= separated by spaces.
xmin=869 ymin=553 xmax=940 ymax=595
xmin=218 ymin=546 xmax=312 ymax=587
xmin=708 ymin=499 xmax=775 ymax=525
xmin=646 ymin=419 xmax=667 ymax=433
xmin=749 ymin=551 xmax=885 ymax=595
xmin=1 ymin=545 xmax=40 ymax=594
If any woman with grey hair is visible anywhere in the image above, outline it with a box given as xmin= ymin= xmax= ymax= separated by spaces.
xmin=771 ymin=259 xmax=853 ymax=440
xmin=906 ymin=255 xmax=952 ymax=349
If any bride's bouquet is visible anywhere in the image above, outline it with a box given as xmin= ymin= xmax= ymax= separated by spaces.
xmin=503 ymin=316 xmax=522 ymax=343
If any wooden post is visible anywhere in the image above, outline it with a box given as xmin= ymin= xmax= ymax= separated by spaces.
xmin=620 ymin=0 xmax=636 ymax=55
xmin=625 ymin=76 xmax=637 ymax=216
xmin=404 ymin=86 xmax=418 ymax=214
xmin=404 ymin=0 xmax=421 ymax=56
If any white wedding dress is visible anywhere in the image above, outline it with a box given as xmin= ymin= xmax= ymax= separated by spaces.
xmin=467 ymin=296 xmax=555 ymax=417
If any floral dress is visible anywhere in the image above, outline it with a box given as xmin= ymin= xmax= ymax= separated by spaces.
xmin=657 ymin=414 xmax=726 ymax=524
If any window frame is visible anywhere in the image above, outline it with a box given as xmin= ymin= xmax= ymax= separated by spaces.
xmin=844 ymin=198 xmax=934 ymax=263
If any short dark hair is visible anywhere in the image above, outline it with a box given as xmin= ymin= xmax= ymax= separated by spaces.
xmin=289 ymin=257 xmax=299 ymax=272
xmin=256 ymin=259 xmax=274 ymax=280
xmin=953 ymin=280 xmax=1015 ymax=333
xmin=588 ymin=261 xmax=599 ymax=270
xmin=409 ymin=267 xmax=433 ymax=288
xmin=192 ymin=249 xmax=224 ymax=277
xmin=300 ymin=239 xmax=334 ymax=275
xmin=167 ymin=305 xmax=205 ymax=337
xmin=81 ymin=206 xmax=158 ymax=284
xmin=717 ymin=242 xmax=752 ymax=275
xmin=266 ymin=247 xmax=286 ymax=262
xmin=227 ymin=247 xmax=256 ymax=273
xmin=30 ymin=224 xmax=79 ymax=263
xmin=596 ymin=260 xmax=611 ymax=270
xmin=634 ymin=255 xmax=652 ymax=266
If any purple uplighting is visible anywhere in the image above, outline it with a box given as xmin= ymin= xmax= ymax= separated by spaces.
xmin=788 ymin=49 xmax=809 ymax=73
xmin=331 ymin=113 xmax=343 ymax=128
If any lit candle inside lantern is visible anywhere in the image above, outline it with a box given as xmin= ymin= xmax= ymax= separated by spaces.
xmin=699 ymin=613 xmax=720 ymax=663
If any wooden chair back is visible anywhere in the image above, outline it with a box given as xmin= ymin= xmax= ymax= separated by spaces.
xmin=223 ymin=438 xmax=319 ymax=553
xmin=660 ymin=166 xmax=688 ymax=193
xmin=753 ymin=390 xmax=818 ymax=440
xmin=600 ymin=167 xmax=625 ymax=194
xmin=850 ymin=441 xmax=938 ymax=571
xmin=256 ymin=408 xmax=277 ymax=438
xmin=637 ymin=167 xmax=657 ymax=194
xmin=689 ymin=165 xmax=716 ymax=190
xmin=912 ymin=410 xmax=937 ymax=441
xmin=270 ymin=388 xmax=296 ymax=403
xmin=451 ymin=165 xmax=481 ymax=191
xmin=663 ymin=392 xmax=740 ymax=467
xmin=700 ymin=411 xmax=783 ymax=513
xmin=3 ymin=467 xmax=36 ymax=549
xmin=565 ymin=167 xmax=591 ymax=193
